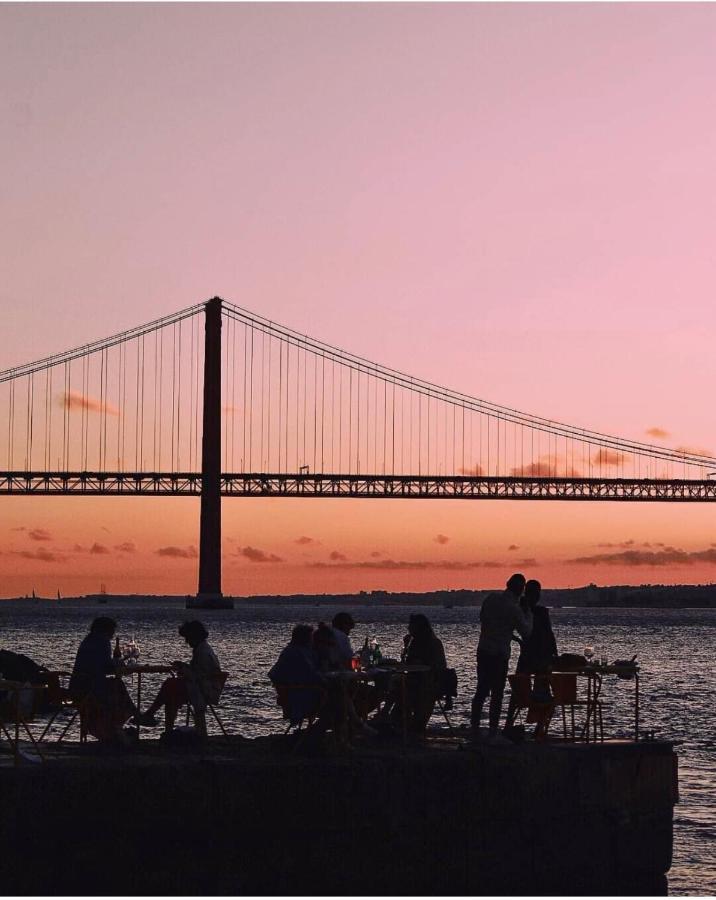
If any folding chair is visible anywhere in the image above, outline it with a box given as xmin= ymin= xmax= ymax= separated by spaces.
xmin=272 ymin=683 xmax=328 ymax=752
xmin=36 ymin=672 xmax=91 ymax=744
xmin=183 ymin=672 xmax=230 ymax=738
xmin=547 ymin=673 xmax=603 ymax=742
xmin=433 ymin=668 xmax=458 ymax=733
xmin=0 ymin=680 xmax=46 ymax=762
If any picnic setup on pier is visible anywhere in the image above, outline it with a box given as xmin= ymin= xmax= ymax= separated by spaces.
xmin=0 ymin=576 xmax=677 ymax=897
xmin=1 ymin=576 xmax=645 ymax=762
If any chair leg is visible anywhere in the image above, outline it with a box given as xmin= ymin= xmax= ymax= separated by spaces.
xmin=57 ymin=709 xmax=79 ymax=744
xmin=208 ymin=705 xmax=229 ymax=738
xmin=38 ymin=710 xmax=60 ymax=743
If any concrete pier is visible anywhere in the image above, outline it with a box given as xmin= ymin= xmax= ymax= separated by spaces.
xmin=0 ymin=736 xmax=677 ymax=895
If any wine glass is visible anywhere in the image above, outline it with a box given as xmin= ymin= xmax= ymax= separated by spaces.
xmin=584 ymin=646 xmax=594 ymax=664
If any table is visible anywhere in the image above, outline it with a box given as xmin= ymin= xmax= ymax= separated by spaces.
xmin=0 ymin=679 xmax=45 ymax=763
xmin=325 ymin=663 xmax=432 ymax=745
xmin=550 ymin=663 xmax=640 ymax=742
xmin=116 ymin=664 xmax=174 ymax=740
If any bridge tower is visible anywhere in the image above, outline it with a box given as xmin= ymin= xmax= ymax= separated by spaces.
xmin=190 ymin=296 xmax=233 ymax=609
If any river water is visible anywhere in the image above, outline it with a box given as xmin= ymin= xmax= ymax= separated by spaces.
xmin=0 ymin=600 xmax=713 ymax=896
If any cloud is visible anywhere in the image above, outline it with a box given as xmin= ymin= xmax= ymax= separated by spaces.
xmin=458 ymin=464 xmax=485 ymax=477
xmin=433 ymin=534 xmax=450 ymax=545
xmin=310 ymin=558 xmax=505 ymax=571
xmin=28 ymin=528 xmax=52 ymax=542
xmin=596 ymin=539 xmax=635 ymax=549
xmin=646 ymin=427 xmax=670 ymax=439
xmin=61 ymin=390 xmax=118 ymax=416
xmin=674 ymin=445 xmax=714 ymax=459
xmin=294 ymin=536 xmax=316 ymax=546
xmin=510 ymin=457 xmax=582 ymax=477
xmin=114 ymin=542 xmax=136 ymax=553
xmin=508 ymin=544 xmax=519 ymax=551
xmin=518 ymin=558 xmax=539 ymax=567
xmin=592 ymin=448 xmax=629 ymax=467
xmin=239 ymin=546 xmax=283 ymax=563
xmin=370 ymin=551 xmax=382 ymax=558
xmin=16 ymin=548 xmax=63 ymax=563
xmin=10 ymin=526 xmax=26 ymax=532
xmin=89 ymin=542 xmax=110 ymax=555
xmin=564 ymin=546 xmax=715 ymax=566
xmin=329 ymin=550 xmax=347 ymax=561
xmin=157 ymin=545 xmax=198 ymax=559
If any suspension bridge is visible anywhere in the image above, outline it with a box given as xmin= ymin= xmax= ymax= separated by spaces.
xmin=2 ymin=297 xmax=715 ymax=602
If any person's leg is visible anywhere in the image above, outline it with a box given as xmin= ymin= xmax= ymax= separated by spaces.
xmin=487 ymin=658 xmax=509 ymax=736
xmin=161 ymin=678 xmax=188 ymax=732
xmin=471 ymin=657 xmax=491 ymax=730
xmin=143 ymin=678 xmax=174 ymax=716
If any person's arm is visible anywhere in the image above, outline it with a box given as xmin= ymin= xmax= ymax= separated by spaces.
xmin=512 ymin=602 xmax=533 ymax=640
xmin=100 ymin=638 xmax=116 ymax=674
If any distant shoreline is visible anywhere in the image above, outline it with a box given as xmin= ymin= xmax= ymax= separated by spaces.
xmin=2 ymin=583 xmax=716 ymax=609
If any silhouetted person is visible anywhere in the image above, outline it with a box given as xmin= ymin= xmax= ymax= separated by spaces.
xmin=504 ymin=579 xmax=557 ymax=734
xmin=269 ymin=625 xmax=326 ymax=725
xmin=393 ymin=614 xmax=447 ymax=734
xmin=471 ymin=574 xmax=532 ymax=739
xmin=516 ymin=580 xmax=557 ymax=676
xmin=330 ymin=612 xmax=355 ymax=669
xmin=313 ymin=621 xmax=338 ymax=672
xmin=70 ymin=617 xmax=136 ymax=742
xmin=135 ymin=620 xmax=222 ymax=737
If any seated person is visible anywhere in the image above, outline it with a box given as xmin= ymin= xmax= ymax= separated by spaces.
xmin=313 ymin=622 xmax=338 ymax=673
xmin=330 ymin=612 xmax=355 ymax=669
xmin=135 ymin=620 xmax=222 ymax=737
xmin=391 ymin=613 xmax=447 ymax=733
xmin=269 ymin=625 xmax=327 ymax=726
xmin=70 ymin=617 xmax=136 ymax=742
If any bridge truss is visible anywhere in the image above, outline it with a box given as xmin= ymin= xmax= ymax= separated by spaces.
xmin=2 ymin=471 xmax=716 ymax=502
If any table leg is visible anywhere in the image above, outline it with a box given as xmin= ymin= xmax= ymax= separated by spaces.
xmin=14 ymin=691 xmax=20 ymax=764
xmin=401 ymin=674 xmax=408 ymax=748
xmin=136 ymin=673 xmax=142 ymax=742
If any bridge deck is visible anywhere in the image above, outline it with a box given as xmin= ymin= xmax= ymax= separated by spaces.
xmin=2 ymin=471 xmax=716 ymax=500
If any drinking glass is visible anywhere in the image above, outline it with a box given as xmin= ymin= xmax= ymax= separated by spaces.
xmin=584 ymin=646 xmax=594 ymax=663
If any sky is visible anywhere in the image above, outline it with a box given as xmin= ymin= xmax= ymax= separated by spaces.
xmin=2 ymin=3 xmax=716 ymax=597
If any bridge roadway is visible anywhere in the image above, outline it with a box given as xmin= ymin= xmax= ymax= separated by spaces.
xmin=2 ymin=471 xmax=716 ymax=501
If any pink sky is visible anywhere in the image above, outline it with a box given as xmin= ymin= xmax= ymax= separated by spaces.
xmin=2 ymin=4 xmax=716 ymax=596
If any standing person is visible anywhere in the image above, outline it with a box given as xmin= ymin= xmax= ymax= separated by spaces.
xmin=330 ymin=612 xmax=355 ymax=669
xmin=135 ymin=620 xmax=222 ymax=737
xmin=471 ymin=573 xmax=532 ymax=740
xmin=504 ymin=579 xmax=558 ymax=734
xmin=516 ymin=580 xmax=557 ymax=677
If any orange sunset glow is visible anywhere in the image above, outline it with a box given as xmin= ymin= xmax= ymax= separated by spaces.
xmin=3 ymin=4 xmax=716 ymax=598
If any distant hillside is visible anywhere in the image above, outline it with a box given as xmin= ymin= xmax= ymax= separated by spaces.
xmin=3 ymin=584 xmax=716 ymax=608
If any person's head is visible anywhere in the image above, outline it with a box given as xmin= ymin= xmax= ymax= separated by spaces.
xmin=178 ymin=620 xmax=209 ymax=648
xmin=331 ymin=612 xmax=355 ymax=635
xmin=313 ymin=622 xmax=335 ymax=649
xmin=408 ymin=613 xmax=433 ymax=640
xmin=90 ymin=617 xmax=117 ymax=639
xmin=524 ymin=579 xmax=542 ymax=609
xmin=290 ymin=624 xmax=314 ymax=647
xmin=506 ymin=573 xmax=527 ymax=597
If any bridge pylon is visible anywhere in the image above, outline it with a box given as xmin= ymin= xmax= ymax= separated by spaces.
xmin=189 ymin=296 xmax=233 ymax=610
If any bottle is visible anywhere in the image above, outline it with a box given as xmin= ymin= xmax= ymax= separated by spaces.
xmin=373 ymin=640 xmax=382 ymax=664
xmin=113 ymin=637 xmax=122 ymax=663
xmin=360 ymin=636 xmax=372 ymax=669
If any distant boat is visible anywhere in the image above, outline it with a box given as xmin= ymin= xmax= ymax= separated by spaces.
xmin=56 ymin=589 xmax=61 ymax=601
